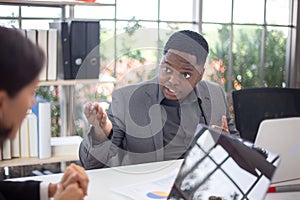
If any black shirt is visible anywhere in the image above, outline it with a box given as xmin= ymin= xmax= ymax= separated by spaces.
xmin=160 ymin=89 xmax=205 ymax=160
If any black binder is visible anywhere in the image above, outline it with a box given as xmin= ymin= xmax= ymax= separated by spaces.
xmin=70 ymin=21 xmax=100 ymax=79
xmin=50 ymin=22 xmax=72 ymax=79
xmin=70 ymin=21 xmax=87 ymax=79
xmin=85 ymin=21 xmax=100 ymax=79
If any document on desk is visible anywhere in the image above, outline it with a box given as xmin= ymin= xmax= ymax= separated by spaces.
xmin=110 ymin=169 xmax=178 ymax=199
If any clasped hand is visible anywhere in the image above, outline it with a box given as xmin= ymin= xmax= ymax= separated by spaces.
xmin=52 ymin=163 xmax=89 ymax=200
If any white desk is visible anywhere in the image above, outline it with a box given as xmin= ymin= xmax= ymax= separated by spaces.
xmin=10 ymin=160 xmax=182 ymax=199
xmin=9 ymin=160 xmax=300 ymax=200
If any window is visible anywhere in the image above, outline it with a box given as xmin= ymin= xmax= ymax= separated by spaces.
xmin=202 ymin=0 xmax=294 ymax=93
xmin=0 ymin=0 xmax=298 ymax=136
xmin=0 ymin=4 xmax=62 ymax=29
xmin=2 ymin=0 xmax=294 ymax=90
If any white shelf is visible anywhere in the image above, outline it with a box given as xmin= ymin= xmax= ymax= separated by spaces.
xmin=38 ymin=76 xmax=116 ymax=86
xmin=0 ymin=154 xmax=79 ymax=167
xmin=38 ymin=78 xmax=115 ymax=86
xmin=38 ymin=79 xmax=99 ymax=86
xmin=0 ymin=0 xmax=115 ymax=7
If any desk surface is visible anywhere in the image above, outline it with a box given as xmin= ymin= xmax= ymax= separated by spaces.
xmin=9 ymin=160 xmax=300 ymax=200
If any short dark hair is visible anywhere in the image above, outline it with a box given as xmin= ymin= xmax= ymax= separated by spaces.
xmin=0 ymin=26 xmax=45 ymax=97
xmin=163 ymin=30 xmax=209 ymax=67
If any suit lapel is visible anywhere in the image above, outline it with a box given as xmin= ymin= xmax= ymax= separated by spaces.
xmin=197 ymin=81 xmax=212 ymax=125
xmin=180 ymin=102 xmax=200 ymax=145
xmin=144 ymin=80 xmax=164 ymax=161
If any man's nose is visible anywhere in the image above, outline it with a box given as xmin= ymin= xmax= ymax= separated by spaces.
xmin=169 ymin=73 xmax=181 ymax=85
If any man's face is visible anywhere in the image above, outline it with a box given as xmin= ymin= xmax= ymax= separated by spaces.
xmin=158 ymin=49 xmax=203 ymax=101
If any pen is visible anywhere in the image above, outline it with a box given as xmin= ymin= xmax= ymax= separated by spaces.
xmin=89 ymin=105 xmax=95 ymax=112
xmin=267 ymin=184 xmax=300 ymax=193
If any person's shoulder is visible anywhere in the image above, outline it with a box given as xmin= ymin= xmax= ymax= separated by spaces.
xmin=197 ymin=80 xmax=226 ymax=96
xmin=116 ymin=77 xmax=157 ymax=90
xmin=198 ymin=79 xmax=223 ymax=88
xmin=113 ymin=77 xmax=159 ymax=95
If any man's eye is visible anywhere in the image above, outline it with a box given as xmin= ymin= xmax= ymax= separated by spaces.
xmin=182 ymin=72 xmax=191 ymax=79
xmin=163 ymin=66 xmax=172 ymax=73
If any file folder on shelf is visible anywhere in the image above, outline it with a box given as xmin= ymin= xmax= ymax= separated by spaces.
xmin=50 ymin=22 xmax=72 ymax=80
xmin=50 ymin=20 xmax=100 ymax=79
xmin=36 ymin=29 xmax=48 ymax=81
xmin=47 ymin=29 xmax=58 ymax=81
xmin=70 ymin=20 xmax=100 ymax=79
xmin=70 ymin=21 xmax=87 ymax=79
xmin=85 ymin=21 xmax=100 ymax=79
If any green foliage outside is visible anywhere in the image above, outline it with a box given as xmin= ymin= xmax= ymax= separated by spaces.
xmin=264 ymin=29 xmax=286 ymax=87
xmin=35 ymin=86 xmax=60 ymax=137
xmin=206 ymin=25 xmax=286 ymax=91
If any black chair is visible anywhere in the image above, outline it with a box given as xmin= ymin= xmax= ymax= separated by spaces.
xmin=232 ymin=87 xmax=300 ymax=143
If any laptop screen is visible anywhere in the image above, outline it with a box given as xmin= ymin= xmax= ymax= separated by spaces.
xmin=255 ymin=117 xmax=300 ymax=184
xmin=168 ymin=125 xmax=280 ymax=200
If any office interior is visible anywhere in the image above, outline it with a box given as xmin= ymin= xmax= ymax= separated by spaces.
xmin=0 ymin=0 xmax=300 ymax=199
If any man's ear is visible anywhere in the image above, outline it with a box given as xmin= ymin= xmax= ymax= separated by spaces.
xmin=0 ymin=91 xmax=4 ymax=106
xmin=0 ymin=90 xmax=8 ymax=110
xmin=201 ymin=68 xmax=205 ymax=77
xmin=197 ymin=68 xmax=205 ymax=82
xmin=0 ymin=91 xmax=5 ymax=117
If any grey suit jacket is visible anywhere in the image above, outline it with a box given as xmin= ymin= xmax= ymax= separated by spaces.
xmin=79 ymin=78 xmax=238 ymax=169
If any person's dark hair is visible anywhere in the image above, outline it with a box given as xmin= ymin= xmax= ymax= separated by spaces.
xmin=0 ymin=26 xmax=45 ymax=98
xmin=163 ymin=30 xmax=209 ymax=67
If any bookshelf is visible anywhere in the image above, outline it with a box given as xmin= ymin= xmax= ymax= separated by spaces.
xmin=1 ymin=135 xmax=83 ymax=168
xmin=0 ymin=0 xmax=114 ymax=169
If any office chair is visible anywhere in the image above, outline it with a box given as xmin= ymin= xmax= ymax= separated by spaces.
xmin=232 ymin=87 xmax=300 ymax=143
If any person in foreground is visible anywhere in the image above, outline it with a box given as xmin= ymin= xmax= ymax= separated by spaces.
xmin=0 ymin=26 xmax=89 ymax=200
xmin=79 ymin=30 xmax=239 ymax=169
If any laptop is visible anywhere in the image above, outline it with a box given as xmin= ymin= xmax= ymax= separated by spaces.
xmin=255 ymin=117 xmax=300 ymax=185
xmin=168 ymin=125 xmax=280 ymax=200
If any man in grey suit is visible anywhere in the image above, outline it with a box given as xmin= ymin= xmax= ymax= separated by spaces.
xmin=79 ymin=30 xmax=239 ymax=169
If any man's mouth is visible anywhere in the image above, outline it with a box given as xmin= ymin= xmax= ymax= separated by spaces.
xmin=164 ymin=86 xmax=177 ymax=97
xmin=167 ymin=87 xmax=175 ymax=93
